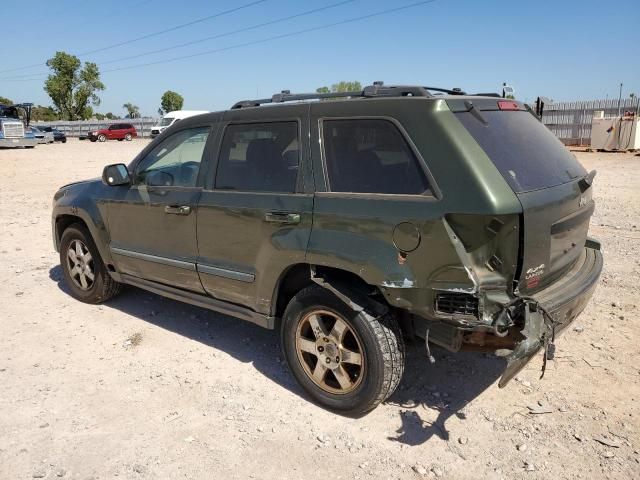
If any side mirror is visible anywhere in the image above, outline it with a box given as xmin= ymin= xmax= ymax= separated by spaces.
xmin=102 ymin=163 xmax=130 ymax=186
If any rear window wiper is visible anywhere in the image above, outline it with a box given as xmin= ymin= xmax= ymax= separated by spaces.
xmin=578 ymin=169 xmax=597 ymax=192
xmin=463 ymin=100 xmax=488 ymax=126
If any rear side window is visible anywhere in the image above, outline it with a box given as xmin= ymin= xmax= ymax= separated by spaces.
xmin=215 ymin=122 xmax=299 ymax=193
xmin=455 ymin=110 xmax=586 ymax=193
xmin=322 ymin=119 xmax=431 ymax=194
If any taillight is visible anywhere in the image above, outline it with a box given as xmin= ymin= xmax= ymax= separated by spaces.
xmin=497 ymin=100 xmax=521 ymax=111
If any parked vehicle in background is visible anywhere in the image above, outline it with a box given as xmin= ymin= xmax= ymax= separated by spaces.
xmin=39 ymin=126 xmax=67 ymax=143
xmin=31 ymin=126 xmax=55 ymax=144
xmin=51 ymin=83 xmax=602 ymax=414
xmin=0 ymin=103 xmax=37 ymax=148
xmin=88 ymin=123 xmax=137 ymax=142
xmin=151 ymin=110 xmax=209 ymax=137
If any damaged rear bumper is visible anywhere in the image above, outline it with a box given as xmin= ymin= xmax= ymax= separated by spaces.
xmin=499 ymin=243 xmax=603 ymax=387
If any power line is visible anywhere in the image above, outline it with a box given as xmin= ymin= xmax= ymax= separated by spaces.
xmin=99 ymin=0 xmax=437 ymax=74
xmin=98 ymin=0 xmax=355 ymax=66
xmin=0 ymin=0 xmax=437 ymax=81
xmin=0 ymin=0 xmax=267 ymax=74
xmin=78 ymin=0 xmax=268 ymax=56
xmin=0 ymin=0 xmax=352 ymax=81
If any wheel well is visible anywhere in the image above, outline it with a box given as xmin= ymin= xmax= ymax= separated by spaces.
xmin=55 ymin=215 xmax=88 ymax=245
xmin=273 ymin=264 xmax=385 ymax=319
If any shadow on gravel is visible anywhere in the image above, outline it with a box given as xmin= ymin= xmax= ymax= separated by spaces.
xmin=50 ymin=265 xmax=504 ymax=445
xmin=386 ymin=347 xmax=505 ymax=445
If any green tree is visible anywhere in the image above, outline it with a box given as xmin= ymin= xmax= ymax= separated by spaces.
xmin=160 ymin=90 xmax=184 ymax=114
xmin=316 ymin=81 xmax=362 ymax=94
xmin=95 ymin=113 xmax=105 ymax=120
xmin=44 ymin=51 xmax=105 ymax=121
xmin=122 ymin=103 xmax=140 ymax=119
xmin=31 ymin=105 xmax=59 ymax=122
xmin=105 ymin=112 xmax=117 ymax=120
xmin=81 ymin=105 xmax=94 ymax=120
xmin=0 ymin=96 xmax=13 ymax=105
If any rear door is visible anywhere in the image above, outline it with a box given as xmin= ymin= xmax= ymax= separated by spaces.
xmin=451 ymin=100 xmax=592 ymax=293
xmin=195 ymin=105 xmax=313 ymax=314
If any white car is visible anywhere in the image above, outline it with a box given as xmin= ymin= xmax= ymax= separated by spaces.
xmin=150 ymin=110 xmax=209 ymax=137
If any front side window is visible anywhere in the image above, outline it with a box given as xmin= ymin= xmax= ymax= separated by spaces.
xmin=215 ymin=121 xmax=299 ymax=193
xmin=322 ymin=119 xmax=431 ymax=194
xmin=135 ymin=127 xmax=210 ymax=187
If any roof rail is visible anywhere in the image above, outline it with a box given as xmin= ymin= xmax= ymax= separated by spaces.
xmin=230 ymin=83 xmax=469 ymax=109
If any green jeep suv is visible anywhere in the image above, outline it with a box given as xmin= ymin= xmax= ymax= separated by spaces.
xmin=52 ymin=84 xmax=603 ymax=413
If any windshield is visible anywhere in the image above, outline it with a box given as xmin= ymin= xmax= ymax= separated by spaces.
xmin=0 ymin=105 xmax=20 ymax=119
xmin=160 ymin=117 xmax=175 ymax=127
xmin=455 ymin=110 xmax=586 ymax=193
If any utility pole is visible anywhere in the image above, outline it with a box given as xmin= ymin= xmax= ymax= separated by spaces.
xmin=617 ymin=82 xmax=623 ymax=116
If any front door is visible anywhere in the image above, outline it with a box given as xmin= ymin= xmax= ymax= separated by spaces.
xmin=107 ymin=124 xmax=119 ymax=140
xmin=107 ymin=125 xmax=213 ymax=292
xmin=196 ymin=105 xmax=313 ymax=314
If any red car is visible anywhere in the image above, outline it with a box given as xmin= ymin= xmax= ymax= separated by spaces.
xmin=88 ymin=123 xmax=137 ymax=142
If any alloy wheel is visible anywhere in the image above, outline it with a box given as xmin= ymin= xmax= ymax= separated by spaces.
xmin=66 ymin=239 xmax=95 ymax=290
xmin=295 ymin=310 xmax=365 ymax=395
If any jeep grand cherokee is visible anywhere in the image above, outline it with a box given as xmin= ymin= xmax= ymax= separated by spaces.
xmin=52 ymin=83 xmax=602 ymax=413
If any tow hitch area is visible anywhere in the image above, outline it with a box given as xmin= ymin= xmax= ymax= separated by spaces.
xmin=498 ymin=298 xmax=558 ymax=388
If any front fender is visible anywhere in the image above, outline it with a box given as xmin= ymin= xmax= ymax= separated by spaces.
xmin=52 ymin=182 xmax=113 ymax=267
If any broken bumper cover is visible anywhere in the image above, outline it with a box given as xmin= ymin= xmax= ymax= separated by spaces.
xmin=499 ymin=243 xmax=603 ymax=387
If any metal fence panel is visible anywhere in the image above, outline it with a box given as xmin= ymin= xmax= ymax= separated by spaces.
xmin=540 ymin=98 xmax=639 ymax=146
xmin=32 ymin=118 xmax=158 ymax=138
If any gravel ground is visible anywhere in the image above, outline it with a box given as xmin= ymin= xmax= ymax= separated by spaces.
xmin=0 ymin=139 xmax=639 ymax=480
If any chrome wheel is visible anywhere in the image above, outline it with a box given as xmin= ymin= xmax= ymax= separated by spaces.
xmin=66 ymin=239 xmax=95 ymax=290
xmin=295 ymin=310 xmax=364 ymax=395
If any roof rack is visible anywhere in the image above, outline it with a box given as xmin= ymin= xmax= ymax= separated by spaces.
xmin=230 ymin=82 xmax=468 ymax=109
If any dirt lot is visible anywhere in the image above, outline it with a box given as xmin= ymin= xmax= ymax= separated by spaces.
xmin=0 ymin=139 xmax=639 ymax=480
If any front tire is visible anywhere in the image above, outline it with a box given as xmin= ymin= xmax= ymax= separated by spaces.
xmin=281 ymin=285 xmax=404 ymax=414
xmin=59 ymin=224 xmax=121 ymax=304
xmin=98 ymin=134 xmax=107 ymax=142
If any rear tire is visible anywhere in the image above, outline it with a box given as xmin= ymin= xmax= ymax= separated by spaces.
xmin=281 ymin=285 xmax=404 ymax=414
xmin=124 ymin=133 xmax=132 ymax=141
xmin=59 ymin=224 xmax=122 ymax=304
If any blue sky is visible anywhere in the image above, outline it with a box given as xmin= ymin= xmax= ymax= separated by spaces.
xmin=1 ymin=0 xmax=639 ymax=117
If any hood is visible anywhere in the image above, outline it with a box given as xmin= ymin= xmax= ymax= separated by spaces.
xmin=59 ymin=177 xmax=101 ymax=190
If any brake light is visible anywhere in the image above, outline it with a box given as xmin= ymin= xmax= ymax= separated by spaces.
xmin=498 ymin=101 xmax=521 ymax=111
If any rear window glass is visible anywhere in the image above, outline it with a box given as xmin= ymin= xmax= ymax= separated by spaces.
xmin=455 ymin=110 xmax=586 ymax=193
xmin=322 ymin=119 xmax=431 ymax=195
xmin=215 ymin=122 xmax=299 ymax=193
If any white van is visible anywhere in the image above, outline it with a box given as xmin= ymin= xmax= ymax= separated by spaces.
xmin=150 ymin=110 xmax=209 ymax=137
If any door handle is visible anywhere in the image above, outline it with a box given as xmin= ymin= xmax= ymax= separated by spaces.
xmin=164 ymin=205 xmax=191 ymax=215
xmin=264 ymin=212 xmax=301 ymax=224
